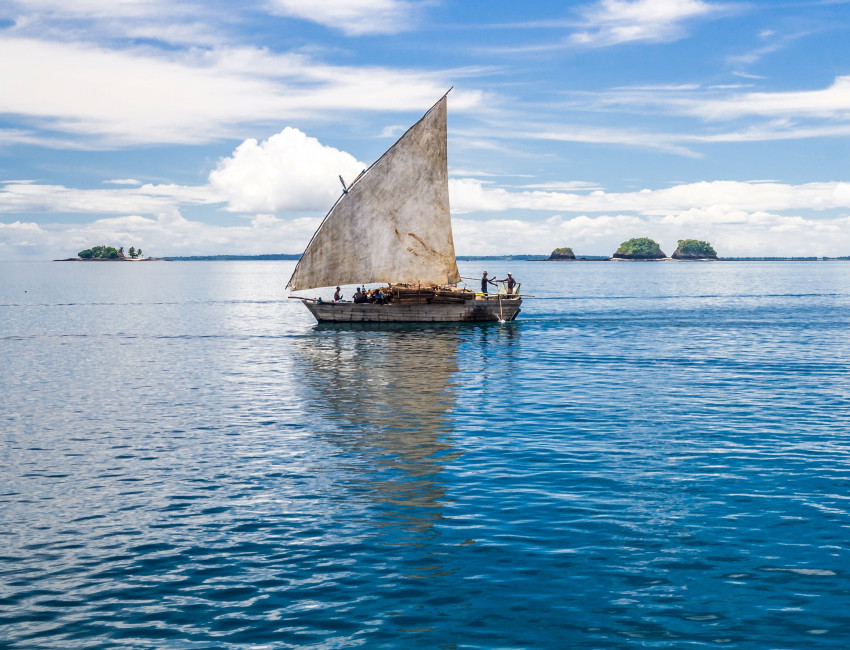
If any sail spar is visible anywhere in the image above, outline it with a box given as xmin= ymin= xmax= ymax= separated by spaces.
xmin=287 ymin=95 xmax=461 ymax=292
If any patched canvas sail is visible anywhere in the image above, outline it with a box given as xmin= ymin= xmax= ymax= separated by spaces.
xmin=287 ymin=95 xmax=461 ymax=292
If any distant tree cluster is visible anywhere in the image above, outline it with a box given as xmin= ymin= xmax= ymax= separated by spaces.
xmin=672 ymin=239 xmax=717 ymax=259
xmin=77 ymin=244 xmax=143 ymax=259
xmin=607 ymin=237 xmax=718 ymax=259
xmin=78 ymin=245 xmax=119 ymax=259
xmin=613 ymin=237 xmax=666 ymax=259
xmin=545 ymin=238 xmax=719 ymax=261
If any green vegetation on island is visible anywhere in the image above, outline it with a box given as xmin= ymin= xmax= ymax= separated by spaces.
xmin=547 ymin=247 xmax=576 ymax=261
xmin=78 ymin=244 xmax=119 ymax=259
xmin=613 ymin=237 xmax=666 ymax=259
xmin=672 ymin=239 xmax=717 ymax=260
xmin=73 ymin=244 xmax=145 ymax=260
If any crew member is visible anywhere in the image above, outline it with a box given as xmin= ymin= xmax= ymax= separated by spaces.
xmin=481 ymin=271 xmax=497 ymax=294
xmin=496 ymin=272 xmax=517 ymax=294
xmin=333 ymin=286 xmax=342 ymax=301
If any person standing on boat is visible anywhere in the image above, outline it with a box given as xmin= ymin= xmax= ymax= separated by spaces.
xmin=481 ymin=271 xmax=497 ymax=294
xmin=495 ymin=272 xmax=517 ymax=294
xmin=333 ymin=286 xmax=342 ymax=302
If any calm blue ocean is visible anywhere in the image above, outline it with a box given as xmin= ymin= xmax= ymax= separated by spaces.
xmin=2 ymin=260 xmax=850 ymax=648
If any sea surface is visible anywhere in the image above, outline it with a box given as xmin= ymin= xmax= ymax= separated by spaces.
xmin=2 ymin=260 xmax=850 ymax=648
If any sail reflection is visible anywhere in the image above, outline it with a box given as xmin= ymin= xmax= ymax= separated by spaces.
xmin=292 ymin=325 xmax=463 ymax=554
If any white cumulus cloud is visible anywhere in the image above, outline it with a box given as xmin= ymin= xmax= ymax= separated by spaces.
xmin=209 ymin=127 xmax=367 ymax=213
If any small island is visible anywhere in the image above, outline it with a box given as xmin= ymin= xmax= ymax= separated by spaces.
xmin=612 ymin=237 xmax=666 ymax=260
xmin=547 ymin=246 xmax=577 ymax=261
xmin=671 ymin=239 xmax=718 ymax=260
xmin=57 ymin=245 xmax=159 ymax=261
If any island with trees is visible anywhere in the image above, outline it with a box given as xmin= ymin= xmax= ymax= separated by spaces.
xmin=671 ymin=239 xmax=718 ymax=260
xmin=539 ymin=238 xmax=721 ymax=261
xmin=612 ymin=237 xmax=666 ymax=260
xmin=57 ymin=244 xmax=158 ymax=261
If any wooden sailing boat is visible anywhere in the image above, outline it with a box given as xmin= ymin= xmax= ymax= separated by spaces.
xmin=287 ymin=93 xmax=522 ymax=323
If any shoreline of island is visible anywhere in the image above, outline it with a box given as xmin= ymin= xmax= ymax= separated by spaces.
xmin=54 ymin=257 xmax=165 ymax=262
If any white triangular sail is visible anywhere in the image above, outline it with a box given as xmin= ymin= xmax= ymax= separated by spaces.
xmin=287 ymin=95 xmax=461 ymax=292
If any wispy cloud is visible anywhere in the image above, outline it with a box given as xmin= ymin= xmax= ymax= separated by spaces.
xmin=0 ymin=36 xmax=481 ymax=146
xmin=684 ymin=76 xmax=850 ymax=120
xmin=727 ymin=27 xmax=817 ymax=70
xmin=3 ymin=0 xmax=223 ymax=47
xmin=472 ymin=0 xmax=736 ymax=55
xmin=590 ymin=75 xmax=850 ymax=121
xmin=569 ymin=0 xmax=735 ymax=47
xmin=103 ymin=179 xmax=142 ymax=186
xmin=7 ymin=0 xmax=183 ymax=18
xmin=518 ymin=181 xmax=606 ymax=192
xmin=503 ymin=77 xmax=850 ymax=155
xmin=266 ymin=0 xmax=424 ymax=36
xmin=499 ymin=119 xmax=850 ymax=158
xmin=512 ymin=124 xmax=705 ymax=157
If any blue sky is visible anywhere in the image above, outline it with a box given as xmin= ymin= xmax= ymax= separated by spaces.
xmin=2 ymin=0 xmax=850 ymax=259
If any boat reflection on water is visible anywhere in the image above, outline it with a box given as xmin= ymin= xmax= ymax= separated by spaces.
xmin=292 ymin=324 xmax=464 ymax=552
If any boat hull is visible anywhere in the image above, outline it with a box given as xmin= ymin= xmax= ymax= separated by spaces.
xmin=301 ymin=296 xmax=521 ymax=323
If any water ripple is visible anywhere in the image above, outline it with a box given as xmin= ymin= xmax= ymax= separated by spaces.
xmin=2 ymin=261 xmax=850 ymax=647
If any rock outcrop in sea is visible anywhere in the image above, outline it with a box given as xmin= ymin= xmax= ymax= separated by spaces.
xmin=612 ymin=237 xmax=666 ymax=260
xmin=547 ymin=247 xmax=576 ymax=261
xmin=672 ymin=239 xmax=718 ymax=260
